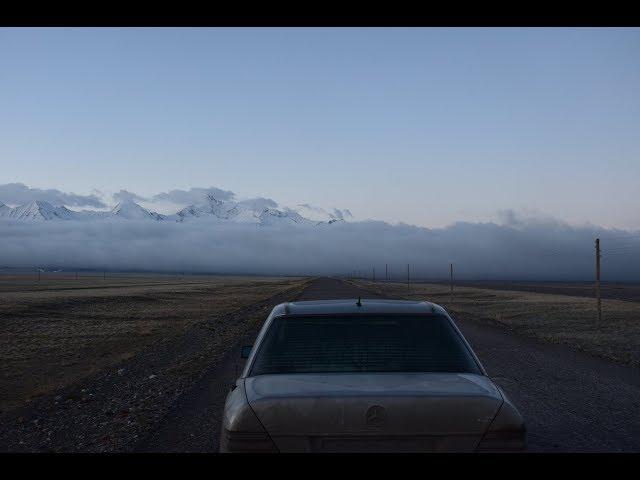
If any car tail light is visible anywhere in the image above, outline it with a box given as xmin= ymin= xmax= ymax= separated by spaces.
xmin=476 ymin=401 xmax=526 ymax=452
xmin=220 ymin=380 xmax=279 ymax=453
xmin=223 ymin=430 xmax=279 ymax=453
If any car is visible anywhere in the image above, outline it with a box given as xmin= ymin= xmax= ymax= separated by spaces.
xmin=220 ymin=298 xmax=525 ymax=453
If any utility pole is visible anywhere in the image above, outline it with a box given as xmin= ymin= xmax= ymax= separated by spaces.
xmin=450 ymin=263 xmax=454 ymax=303
xmin=407 ymin=264 xmax=410 ymax=291
xmin=595 ymin=238 xmax=601 ymax=327
xmin=385 ymin=263 xmax=388 ymax=282
xmin=103 ymin=270 xmax=106 ymax=281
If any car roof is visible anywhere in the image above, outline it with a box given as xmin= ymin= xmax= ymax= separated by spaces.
xmin=271 ymin=298 xmax=447 ymax=317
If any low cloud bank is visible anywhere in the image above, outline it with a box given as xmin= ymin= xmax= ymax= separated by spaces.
xmin=0 ymin=183 xmax=106 ymax=208
xmin=1 ymin=215 xmax=638 ymax=281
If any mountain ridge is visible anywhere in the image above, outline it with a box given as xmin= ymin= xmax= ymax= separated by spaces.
xmin=0 ymin=195 xmax=343 ymax=228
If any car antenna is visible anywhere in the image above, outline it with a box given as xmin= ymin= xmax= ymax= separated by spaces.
xmin=356 ymin=297 xmax=362 ymax=307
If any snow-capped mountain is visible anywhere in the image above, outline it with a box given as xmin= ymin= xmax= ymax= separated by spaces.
xmin=110 ymin=200 xmax=165 ymax=221
xmin=174 ymin=195 xmax=241 ymax=222
xmin=0 ymin=195 xmax=343 ymax=227
xmin=293 ymin=204 xmax=346 ymax=223
xmin=0 ymin=199 xmax=165 ymax=222
xmin=260 ymin=208 xmax=317 ymax=227
xmin=5 ymin=200 xmax=76 ymax=221
xmin=173 ymin=194 xmax=327 ymax=227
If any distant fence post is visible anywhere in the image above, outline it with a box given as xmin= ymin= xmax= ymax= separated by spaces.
xmin=407 ymin=264 xmax=410 ymax=291
xmin=450 ymin=263 xmax=453 ymax=303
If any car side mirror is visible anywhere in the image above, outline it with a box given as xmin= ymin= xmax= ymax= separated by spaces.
xmin=241 ymin=345 xmax=253 ymax=359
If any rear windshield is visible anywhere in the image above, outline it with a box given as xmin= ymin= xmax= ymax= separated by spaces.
xmin=249 ymin=314 xmax=481 ymax=375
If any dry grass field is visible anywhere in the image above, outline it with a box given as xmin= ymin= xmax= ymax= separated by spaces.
xmin=0 ymin=274 xmax=306 ymax=414
xmin=425 ymin=280 xmax=640 ymax=303
xmin=353 ymin=280 xmax=640 ymax=367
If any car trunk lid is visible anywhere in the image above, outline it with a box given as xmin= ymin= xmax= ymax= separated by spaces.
xmin=245 ymin=373 xmax=503 ymax=452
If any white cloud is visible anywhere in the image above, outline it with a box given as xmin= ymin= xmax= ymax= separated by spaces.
xmin=0 ymin=183 xmax=106 ymax=208
xmin=236 ymin=197 xmax=279 ymax=210
xmin=152 ymin=187 xmax=235 ymax=205
xmin=113 ymin=189 xmax=148 ymax=203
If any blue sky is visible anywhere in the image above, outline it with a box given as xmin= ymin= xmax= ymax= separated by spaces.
xmin=1 ymin=28 xmax=639 ymax=228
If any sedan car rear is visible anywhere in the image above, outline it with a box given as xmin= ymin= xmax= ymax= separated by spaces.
xmin=220 ymin=299 xmax=525 ymax=452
